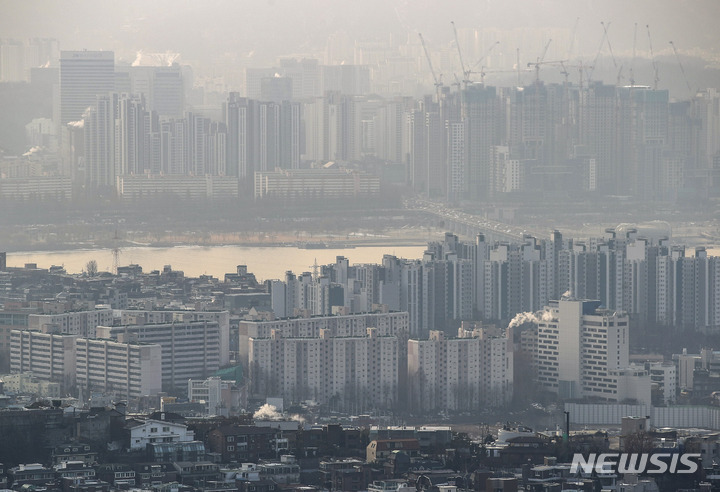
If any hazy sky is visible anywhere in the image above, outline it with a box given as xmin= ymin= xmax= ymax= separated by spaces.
xmin=1 ymin=0 xmax=718 ymax=66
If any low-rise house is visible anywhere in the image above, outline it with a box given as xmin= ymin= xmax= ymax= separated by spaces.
xmin=366 ymin=439 xmax=420 ymax=463
xmin=53 ymin=461 xmax=96 ymax=481
xmin=8 ymin=463 xmax=55 ymax=488
xmin=258 ymin=456 xmax=300 ymax=485
xmin=132 ymin=462 xmax=178 ymax=487
xmin=207 ymin=425 xmax=279 ymax=462
xmin=147 ymin=441 xmax=206 ymax=462
xmin=52 ymin=443 xmax=97 ymax=466
xmin=95 ymin=463 xmax=136 ymax=487
xmin=125 ymin=418 xmax=195 ymax=451
xmin=172 ymin=462 xmax=221 ymax=486
xmin=236 ymin=479 xmax=278 ymax=492
xmin=60 ymin=478 xmax=111 ymax=492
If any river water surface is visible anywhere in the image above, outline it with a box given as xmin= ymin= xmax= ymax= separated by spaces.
xmin=5 ymin=244 xmax=427 ymax=281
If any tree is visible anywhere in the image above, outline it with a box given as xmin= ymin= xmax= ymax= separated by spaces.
xmin=86 ymin=259 xmax=98 ymax=276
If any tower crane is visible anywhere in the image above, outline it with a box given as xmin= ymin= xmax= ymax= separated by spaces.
xmin=466 ymin=41 xmax=501 ymax=83
xmin=601 ymin=22 xmax=618 ymax=72
xmin=670 ymin=40 xmax=693 ymax=96
xmin=567 ymin=17 xmax=580 ymax=60
xmin=629 ymin=23 xmax=638 ymax=86
xmin=527 ymin=59 xmax=568 ymax=85
xmin=418 ymin=33 xmax=443 ymax=100
xmin=558 ymin=60 xmax=592 ymax=89
xmin=527 ymin=39 xmax=553 ymax=83
xmin=646 ymin=24 xmax=659 ymax=90
xmin=450 ymin=21 xmax=470 ymax=88
xmin=478 ymin=66 xmax=528 ymax=85
xmin=587 ymin=22 xmax=610 ymax=83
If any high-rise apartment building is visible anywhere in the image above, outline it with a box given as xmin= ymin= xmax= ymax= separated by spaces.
xmin=535 ymin=298 xmax=650 ymax=404
xmin=407 ymin=327 xmax=513 ymax=412
xmin=83 ymin=93 xmax=117 ymax=188
xmin=249 ymin=327 xmax=398 ymax=412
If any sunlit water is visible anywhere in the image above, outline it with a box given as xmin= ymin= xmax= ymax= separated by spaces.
xmin=6 ymin=244 xmax=427 ymax=281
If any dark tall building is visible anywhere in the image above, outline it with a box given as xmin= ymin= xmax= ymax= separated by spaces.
xmin=60 ymin=51 xmax=115 ymax=125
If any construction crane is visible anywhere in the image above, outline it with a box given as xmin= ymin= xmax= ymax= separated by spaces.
xmin=527 ymin=39 xmax=553 ymax=83
xmin=559 ymin=60 xmax=591 ymax=88
xmin=670 ymin=40 xmax=693 ymax=96
xmin=601 ymin=22 xmax=618 ymax=71
xmin=466 ymin=41 xmax=500 ymax=82
xmin=629 ymin=23 xmax=638 ymax=86
xmin=418 ymin=33 xmax=443 ymax=100
xmin=567 ymin=17 xmax=580 ymax=60
xmin=450 ymin=21 xmax=470 ymax=88
xmin=587 ymin=22 xmax=610 ymax=82
xmin=527 ymin=59 xmax=568 ymax=85
xmin=478 ymin=66 xmax=528 ymax=85
xmin=646 ymin=24 xmax=659 ymax=90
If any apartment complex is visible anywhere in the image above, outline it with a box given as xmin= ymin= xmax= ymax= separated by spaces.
xmin=10 ymin=331 xmax=77 ymax=391
xmin=75 ymin=338 xmax=162 ymax=400
xmin=249 ymin=328 xmax=398 ymax=412
xmin=407 ymin=327 xmax=513 ymax=412
xmin=116 ymin=310 xmax=231 ymax=366
xmin=96 ymin=320 xmax=221 ymax=390
xmin=238 ymin=311 xmax=408 ymax=365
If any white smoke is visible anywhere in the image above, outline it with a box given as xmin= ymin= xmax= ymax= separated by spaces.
xmin=508 ymin=311 xmax=539 ymax=328
xmin=67 ymin=120 xmax=84 ymax=129
xmin=253 ymin=403 xmax=304 ymax=423
xmin=254 ymin=403 xmax=282 ymax=420
xmin=561 ymin=290 xmax=572 ymax=299
xmin=132 ymin=50 xmax=180 ymax=67
xmin=508 ymin=308 xmax=556 ymax=328
xmin=22 ymin=146 xmax=41 ymax=157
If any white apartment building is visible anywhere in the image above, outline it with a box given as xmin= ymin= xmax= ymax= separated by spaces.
xmin=407 ymin=327 xmax=513 ymax=412
xmin=28 ymin=307 xmax=113 ymax=338
xmin=536 ymin=298 xmax=650 ymax=404
xmin=117 ymin=310 xmax=231 ymax=365
xmin=249 ymin=327 xmax=398 ymax=411
xmin=10 ymin=330 xmax=77 ymax=391
xmin=75 ymin=338 xmax=162 ymax=401
xmin=96 ymin=320 xmax=221 ymax=390
xmin=238 ymin=311 xmax=409 ymax=365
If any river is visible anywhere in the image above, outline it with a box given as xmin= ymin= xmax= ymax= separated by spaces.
xmin=5 ymin=244 xmax=428 ymax=281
